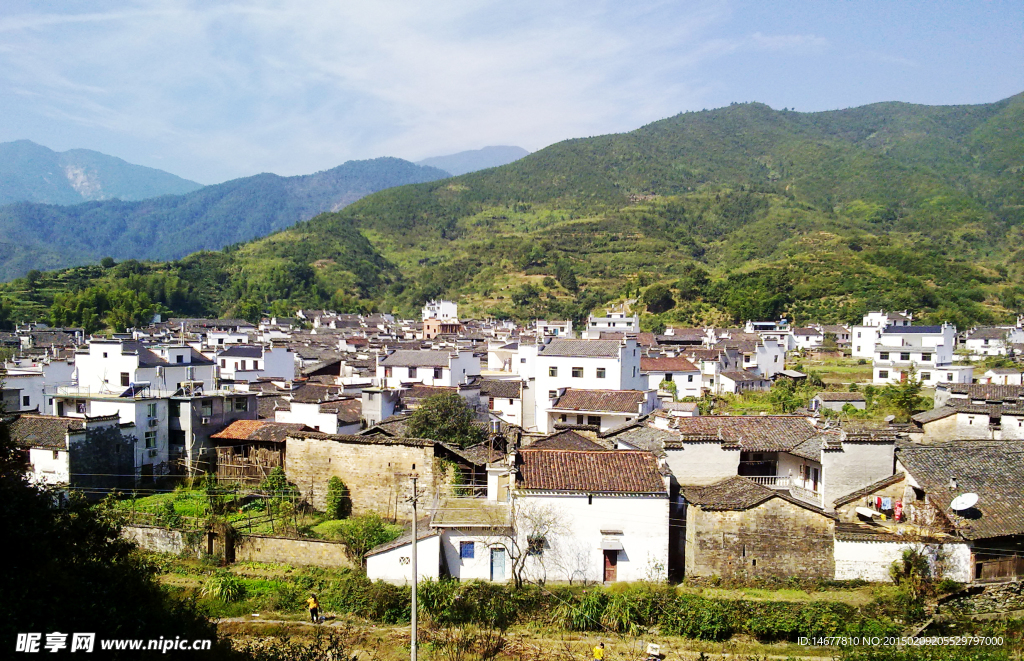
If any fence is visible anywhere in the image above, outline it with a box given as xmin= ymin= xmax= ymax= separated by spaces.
xmin=976 ymin=555 xmax=1024 ymax=582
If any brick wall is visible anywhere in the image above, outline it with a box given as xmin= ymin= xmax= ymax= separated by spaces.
xmin=235 ymin=534 xmax=353 ymax=569
xmin=285 ymin=433 xmax=437 ymax=520
xmin=685 ymin=498 xmax=835 ymax=579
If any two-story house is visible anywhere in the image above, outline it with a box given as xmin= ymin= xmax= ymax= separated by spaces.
xmin=871 ymin=324 xmax=972 ymax=386
xmin=376 ymin=349 xmax=481 ymax=389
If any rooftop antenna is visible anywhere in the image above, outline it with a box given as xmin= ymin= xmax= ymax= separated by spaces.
xmin=950 ymin=493 xmax=978 ymax=511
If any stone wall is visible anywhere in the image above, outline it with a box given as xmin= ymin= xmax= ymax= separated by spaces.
xmin=234 ymin=534 xmax=353 ymax=569
xmin=685 ymin=497 xmax=835 ymax=579
xmin=124 ymin=524 xmax=193 ymax=555
xmin=285 ymin=433 xmax=437 ymax=520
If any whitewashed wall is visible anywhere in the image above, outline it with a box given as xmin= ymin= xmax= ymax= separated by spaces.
xmin=366 ymin=534 xmax=442 ymax=584
xmin=834 ymin=540 xmax=972 ymax=583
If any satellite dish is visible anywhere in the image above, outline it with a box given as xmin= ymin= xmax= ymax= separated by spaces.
xmin=855 ymin=507 xmax=881 ymax=519
xmin=950 ymin=493 xmax=978 ymax=511
xmin=884 ymin=415 xmax=896 ymax=423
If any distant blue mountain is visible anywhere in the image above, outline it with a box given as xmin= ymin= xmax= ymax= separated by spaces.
xmin=0 ymin=140 xmax=204 ymax=205
xmin=416 ymin=145 xmax=529 ymax=176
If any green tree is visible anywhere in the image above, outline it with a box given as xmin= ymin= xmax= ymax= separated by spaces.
xmin=237 ymin=299 xmax=263 ymax=324
xmin=325 ymin=476 xmax=352 ymax=519
xmin=407 ymin=392 xmax=487 ymax=448
xmin=640 ymin=283 xmax=676 ymax=314
xmin=675 ymin=264 xmax=710 ymax=300
xmin=322 ymin=513 xmax=403 ymax=567
xmin=880 ymin=370 xmax=924 ymax=422
xmin=100 ymin=256 xmax=116 ymax=268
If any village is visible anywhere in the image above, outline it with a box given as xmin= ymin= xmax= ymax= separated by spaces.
xmin=3 ymin=299 xmax=1023 ymax=595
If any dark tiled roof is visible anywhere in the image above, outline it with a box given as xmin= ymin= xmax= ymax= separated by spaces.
xmin=793 ymin=327 xmax=823 ymax=336
xmin=8 ymin=414 xmax=83 ymax=449
xmin=538 ymin=339 xmax=622 ymax=358
xmin=402 ymin=384 xmax=458 ymax=401
xmin=552 ymin=389 xmax=646 ymax=413
xmin=896 ymin=441 xmax=1024 ymax=540
xmin=882 ymin=325 xmax=943 ymax=334
xmin=967 ymin=328 xmax=1009 ymax=341
xmin=941 ymin=384 xmax=1024 ymax=401
xmin=319 ymin=399 xmax=362 ymax=424
xmin=681 ymin=476 xmax=834 ymax=516
xmin=358 ymin=413 xmax=412 ymax=437
xmin=912 ymin=407 xmax=958 ymax=424
xmin=210 ymin=420 xmax=309 ymax=443
xmin=815 ymin=392 xmax=867 ymax=402
xmin=479 ymin=379 xmax=522 ymax=399
xmin=290 ymin=383 xmax=345 ymax=403
xmin=599 ymin=422 xmax=676 ymax=455
xmin=287 ymin=430 xmax=434 ymax=447
xmin=529 ymin=430 xmax=608 ymax=451
xmin=833 ymin=472 xmax=907 ymax=507
xmin=518 ymin=450 xmax=665 ymax=494
xmin=379 ymin=350 xmax=451 ymax=367
xmin=640 ymin=357 xmax=698 ymax=372
xmin=257 ymin=395 xmax=290 ymax=419
xmin=833 ymin=522 xmax=946 ymax=543
xmin=790 ymin=436 xmax=823 ymax=462
xmin=720 ymin=370 xmax=766 ymax=382
xmin=667 ymin=416 xmax=834 ymax=452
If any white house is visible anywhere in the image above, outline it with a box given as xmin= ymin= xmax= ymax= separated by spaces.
xmin=583 ymin=312 xmax=639 ymax=339
xmin=535 ymin=319 xmax=573 ymax=339
xmin=275 ymin=399 xmax=362 ymax=435
xmin=534 ymin=339 xmax=644 ymax=410
xmin=511 ymin=448 xmax=670 ymax=583
xmin=376 ymin=349 xmax=481 ymax=389
xmin=792 ymin=327 xmax=824 ymax=351
xmin=73 ymin=340 xmax=217 ymax=395
xmin=8 ymin=413 xmax=131 ymax=488
xmin=1 ymin=356 xmax=75 ymax=414
xmin=851 ymin=311 xmax=912 ymax=358
xmin=422 ymin=300 xmax=458 ymax=321
xmin=480 ymin=379 xmax=526 ymax=427
xmin=871 ymin=325 xmax=972 ymax=386
xmin=640 ymin=356 xmax=702 ymax=399
xmin=215 ymin=345 xmax=295 ymax=381
xmin=541 ymin=388 xmax=660 ymax=434
xmin=718 ymin=370 xmax=771 ymax=394
xmin=981 ymin=368 xmax=1023 ymax=386
xmin=964 ymin=327 xmax=1024 ymax=360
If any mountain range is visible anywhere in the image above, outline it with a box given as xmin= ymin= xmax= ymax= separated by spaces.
xmin=0 ymin=140 xmax=203 ymax=205
xmin=416 ymin=146 xmax=529 ymax=176
xmin=2 ymin=93 xmax=1022 ymax=331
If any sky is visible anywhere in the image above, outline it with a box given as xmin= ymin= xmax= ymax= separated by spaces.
xmin=1 ymin=0 xmax=1021 ymax=185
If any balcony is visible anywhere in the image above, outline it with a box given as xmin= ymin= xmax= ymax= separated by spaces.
xmin=745 ymin=474 xmax=822 ymax=506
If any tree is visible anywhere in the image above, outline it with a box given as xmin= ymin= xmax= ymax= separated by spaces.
xmin=407 ymin=392 xmax=487 ymax=448
xmin=675 ymin=264 xmax=710 ymax=300
xmin=323 ymin=513 xmax=403 ymax=567
xmin=325 ymin=476 xmax=352 ymax=519
xmin=640 ymin=283 xmax=675 ymax=314
xmin=881 ymin=369 xmax=924 ymax=422
xmin=100 ymin=256 xmax=116 ymax=268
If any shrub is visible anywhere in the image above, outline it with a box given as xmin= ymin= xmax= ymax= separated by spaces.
xmin=324 ymin=477 xmax=352 ymax=519
xmin=201 ymin=571 xmax=246 ymax=603
xmin=313 ymin=513 xmax=403 ymax=567
xmin=659 ymin=595 xmax=733 ymax=641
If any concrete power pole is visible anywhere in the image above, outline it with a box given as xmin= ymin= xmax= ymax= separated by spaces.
xmin=409 ymin=473 xmax=419 ymax=661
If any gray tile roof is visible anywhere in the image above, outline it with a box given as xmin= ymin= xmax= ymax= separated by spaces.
xmin=8 ymin=414 xmax=82 ymax=450
xmin=538 ymin=339 xmax=622 ymax=358
xmin=552 ymin=389 xmax=647 ymax=414
xmin=681 ymin=475 xmax=834 ymax=516
xmin=518 ymin=449 xmax=666 ymax=494
xmin=666 ymin=416 xmax=836 ymax=452
xmin=833 ymin=472 xmax=907 ymax=507
xmin=379 ymin=350 xmax=451 ymax=367
xmin=896 ymin=441 xmax=1024 ymax=540
xmin=942 ymin=384 xmax=1024 ymax=401
xmin=479 ymin=379 xmax=522 ymax=399
xmin=529 ymin=430 xmax=609 ymax=451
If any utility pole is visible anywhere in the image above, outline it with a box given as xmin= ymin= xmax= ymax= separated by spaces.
xmin=409 ymin=473 xmax=419 ymax=661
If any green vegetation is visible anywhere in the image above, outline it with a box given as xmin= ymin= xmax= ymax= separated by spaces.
xmin=407 ymin=392 xmax=488 ymax=448
xmin=3 ymin=94 xmax=1024 ymax=329
xmin=311 ymin=513 xmax=403 ymax=568
xmin=324 ymin=476 xmax=352 ymax=520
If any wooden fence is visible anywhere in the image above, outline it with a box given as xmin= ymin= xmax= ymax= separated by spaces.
xmin=216 ymin=446 xmax=283 ymax=484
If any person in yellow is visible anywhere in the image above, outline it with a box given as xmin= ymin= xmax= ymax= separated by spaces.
xmin=307 ymin=593 xmax=320 ymax=623
xmin=593 ymin=642 xmax=605 ymax=660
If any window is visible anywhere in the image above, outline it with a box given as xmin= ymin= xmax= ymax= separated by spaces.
xmin=169 ymin=400 xmax=180 ymax=417
xmin=920 ymin=372 xmax=931 ymax=381
xmin=384 ymin=366 xmax=393 ymax=378
xmin=587 ymin=415 xmax=602 ymax=427
xmin=632 ymin=366 xmax=637 ymax=377
xmin=144 ymin=431 xmax=157 ymax=448
xmin=176 ymin=355 xmax=184 ymax=364
xmin=576 ymin=415 xmax=585 ymax=424
xmin=527 ymin=536 xmax=545 ymax=556
xmin=146 ymin=402 xmax=157 ymax=417
xmin=922 ymin=353 xmax=932 ymax=362
xmin=664 ymin=373 xmax=674 ymax=382
xmin=201 ymin=399 xmax=213 ymax=417
xmin=947 ymin=372 xmax=954 ymax=380
xmin=434 ymin=368 xmax=443 ymax=379
xmin=509 ymin=399 xmax=514 ymax=405
xmin=879 ymin=370 xmax=889 ymax=379
xmin=900 ymin=352 xmax=910 ymax=361
xmin=520 ymin=358 xmax=526 ymax=364
xmin=408 ymin=367 xmax=417 ymax=378
xmin=253 ymin=361 xmax=260 ymax=370
xmin=879 ymin=352 xmax=889 ymax=360
xmin=572 ymin=367 xmax=583 ymax=378
xmin=102 ymin=352 xmax=108 ymax=358
xmin=234 ymin=398 xmax=248 ymax=412
xmin=488 ymin=397 xmax=495 ymax=410
xmin=549 ymin=366 xmax=558 ymax=377
xmin=53 ymin=450 xmax=60 ymax=460
xmin=596 ymin=368 xmax=606 ymax=378
xmin=121 ymin=372 xmax=130 ymax=387
xmin=22 ymin=395 xmax=29 ymax=407
xmin=773 ymin=355 xmax=778 ymax=363
xmin=857 ymin=332 xmax=861 ymax=338
xmin=548 ymin=390 xmax=557 ymax=399
xmin=687 ymin=374 xmax=694 ymax=382
xmin=460 ymin=541 xmax=475 ymax=559
xmin=220 ymin=359 xmax=226 ymax=367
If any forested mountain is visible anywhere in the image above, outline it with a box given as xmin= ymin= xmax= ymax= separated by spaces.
xmin=0 ymin=157 xmax=450 ymax=280
xmin=0 ymin=140 xmax=203 ymax=205
xmin=416 ymin=146 xmax=530 ymax=176
xmin=2 ymin=93 xmax=1023 ymax=332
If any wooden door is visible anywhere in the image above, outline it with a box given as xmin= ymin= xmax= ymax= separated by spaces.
xmin=603 ymin=550 xmax=618 ymax=582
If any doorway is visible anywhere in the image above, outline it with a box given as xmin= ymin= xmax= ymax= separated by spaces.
xmin=603 ymin=550 xmax=618 ymax=582
xmin=490 ymin=548 xmax=506 ymax=581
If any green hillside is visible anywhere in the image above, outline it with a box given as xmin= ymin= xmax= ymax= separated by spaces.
xmin=2 ymin=93 xmax=1022 ymax=332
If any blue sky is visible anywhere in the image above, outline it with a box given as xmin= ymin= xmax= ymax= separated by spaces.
xmin=1 ymin=0 xmax=1021 ymax=184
